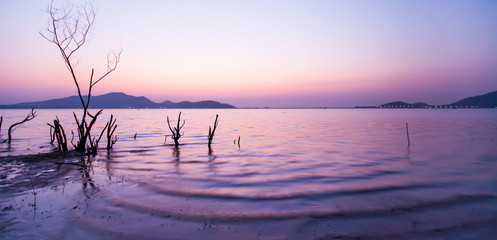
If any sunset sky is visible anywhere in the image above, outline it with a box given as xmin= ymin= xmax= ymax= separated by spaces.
xmin=1 ymin=0 xmax=497 ymax=107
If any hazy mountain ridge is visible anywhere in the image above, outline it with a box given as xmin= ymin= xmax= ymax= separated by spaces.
xmin=449 ymin=90 xmax=497 ymax=108
xmin=358 ymin=90 xmax=497 ymax=108
xmin=0 ymin=92 xmax=236 ymax=109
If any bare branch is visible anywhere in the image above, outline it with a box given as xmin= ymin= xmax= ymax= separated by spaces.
xmin=7 ymin=109 xmax=37 ymax=143
xmin=166 ymin=112 xmax=185 ymax=148
xmin=207 ymin=114 xmax=219 ymax=149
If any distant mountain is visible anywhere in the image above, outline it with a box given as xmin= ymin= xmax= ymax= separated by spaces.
xmin=0 ymin=92 xmax=236 ymax=109
xmin=449 ymin=90 xmax=497 ymax=108
xmin=357 ymin=89 xmax=497 ymax=108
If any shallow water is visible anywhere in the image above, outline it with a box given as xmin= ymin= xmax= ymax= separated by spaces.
xmin=1 ymin=109 xmax=497 ymax=239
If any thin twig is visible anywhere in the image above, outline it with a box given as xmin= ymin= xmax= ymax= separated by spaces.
xmin=406 ymin=122 xmax=411 ymax=147
xmin=7 ymin=108 xmax=37 ymax=143
xmin=208 ymin=114 xmax=219 ymax=149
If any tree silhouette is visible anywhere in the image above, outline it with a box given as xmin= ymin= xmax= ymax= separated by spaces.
xmin=41 ymin=0 xmax=122 ymax=152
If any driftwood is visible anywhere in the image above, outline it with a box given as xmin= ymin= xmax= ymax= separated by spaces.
xmin=4 ymin=108 xmax=37 ymax=144
xmin=167 ymin=112 xmax=185 ymax=148
xmin=207 ymin=114 xmax=219 ymax=150
xmin=0 ymin=116 xmax=3 ymax=137
xmin=47 ymin=117 xmax=68 ymax=152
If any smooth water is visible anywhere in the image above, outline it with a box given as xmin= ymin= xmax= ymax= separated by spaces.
xmin=1 ymin=109 xmax=497 ymax=239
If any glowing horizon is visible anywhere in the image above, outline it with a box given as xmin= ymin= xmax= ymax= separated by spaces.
xmin=1 ymin=0 xmax=497 ymax=107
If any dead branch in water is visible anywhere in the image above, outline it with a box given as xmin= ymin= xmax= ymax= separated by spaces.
xmin=207 ymin=114 xmax=219 ymax=150
xmin=406 ymin=122 xmax=411 ymax=147
xmin=5 ymin=108 xmax=37 ymax=144
xmin=78 ymin=109 xmax=103 ymax=154
xmin=167 ymin=112 xmax=185 ymax=148
xmin=47 ymin=117 xmax=68 ymax=152
xmin=0 ymin=116 xmax=3 ymax=137
xmin=234 ymin=136 xmax=241 ymax=148
xmin=104 ymin=114 xmax=118 ymax=149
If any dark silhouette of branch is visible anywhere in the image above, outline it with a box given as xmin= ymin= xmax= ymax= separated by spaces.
xmin=167 ymin=112 xmax=185 ymax=148
xmin=84 ymin=110 xmax=103 ymax=153
xmin=6 ymin=109 xmax=37 ymax=144
xmin=0 ymin=116 xmax=3 ymax=137
xmin=99 ymin=114 xmax=118 ymax=149
xmin=47 ymin=117 xmax=68 ymax=152
xmin=234 ymin=136 xmax=241 ymax=148
xmin=41 ymin=0 xmax=121 ymax=152
xmin=207 ymin=114 xmax=219 ymax=149
xmin=406 ymin=122 xmax=411 ymax=147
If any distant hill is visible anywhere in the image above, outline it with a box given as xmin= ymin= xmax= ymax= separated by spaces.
xmin=449 ymin=90 xmax=497 ymax=108
xmin=0 ymin=92 xmax=236 ymax=109
xmin=379 ymin=101 xmax=430 ymax=108
xmin=357 ymin=89 xmax=497 ymax=108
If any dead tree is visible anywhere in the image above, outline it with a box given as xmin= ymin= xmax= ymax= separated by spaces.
xmin=167 ymin=112 xmax=185 ymax=148
xmin=47 ymin=117 xmax=68 ymax=152
xmin=41 ymin=0 xmax=121 ymax=152
xmin=207 ymin=114 xmax=219 ymax=150
xmin=6 ymin=109 xmax=37 ymax=144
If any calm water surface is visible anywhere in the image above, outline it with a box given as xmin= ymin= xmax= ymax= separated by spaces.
xmin=1 ymin=109 xmax=496 ymax=239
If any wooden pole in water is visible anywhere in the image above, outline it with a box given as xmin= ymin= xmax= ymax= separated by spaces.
xmin=406 ymin=122 xmax=411 ymax=147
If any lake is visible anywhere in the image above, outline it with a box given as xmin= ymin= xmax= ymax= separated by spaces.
xmin=1 ymin=108 xmax=497 ymax=239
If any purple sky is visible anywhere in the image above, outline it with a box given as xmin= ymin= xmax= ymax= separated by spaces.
xmin=1 ymin=0 xmax=496 ymax=107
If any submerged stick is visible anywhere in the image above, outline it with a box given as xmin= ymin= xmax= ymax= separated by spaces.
xmin=406 ymin=122 xmax=410 ymax=147
xmin=234 ymin=136 xmax=241 ymax=148
xmin=208 ymin=114 xmax=219 ymax=149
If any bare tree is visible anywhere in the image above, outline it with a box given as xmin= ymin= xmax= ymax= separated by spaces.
xmin=41 ymin=0 xmax=121 ymax=152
